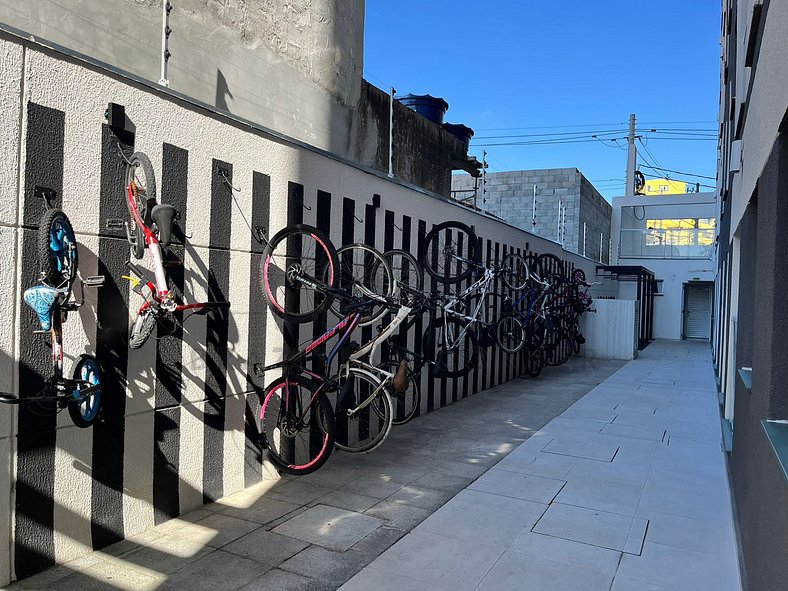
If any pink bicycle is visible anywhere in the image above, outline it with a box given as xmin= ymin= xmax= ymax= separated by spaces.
xmin=122 ymin=151 xmax=230 ymax=349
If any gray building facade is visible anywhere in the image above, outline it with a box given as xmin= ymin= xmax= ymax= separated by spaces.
xmin=451 ymin=168 xmax=612 ymax=263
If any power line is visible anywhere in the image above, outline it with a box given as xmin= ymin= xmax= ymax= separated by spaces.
xmin=641 ymin=171 xmax=715 ymax=190
xmin=474 ymin=128 xmax=627 ymax=140
xmin=638 ymin=164 xmax=716 ymax=180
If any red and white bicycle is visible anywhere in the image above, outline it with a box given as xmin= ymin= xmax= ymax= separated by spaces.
xmin=122 ymin=151 xmax=230 ymax=349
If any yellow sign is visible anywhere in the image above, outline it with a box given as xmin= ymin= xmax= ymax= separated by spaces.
xmin=643 ymin=178 xmax=687 ymax=195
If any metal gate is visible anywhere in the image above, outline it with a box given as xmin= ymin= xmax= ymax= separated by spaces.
xmin=683 ymin=283 xmax=712 ymax=340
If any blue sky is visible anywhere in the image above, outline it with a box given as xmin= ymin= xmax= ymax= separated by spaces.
xmin=363 ymin=1 xmax=720 ymax=200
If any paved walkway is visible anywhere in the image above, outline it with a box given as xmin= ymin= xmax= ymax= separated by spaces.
xmin=342 ymin=340 xmax=742 ymax=591
xmin=6 ymin=341 xmax=741 ymax=590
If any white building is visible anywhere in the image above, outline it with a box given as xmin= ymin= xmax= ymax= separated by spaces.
xmin=610 ymin=192 xmax=718 ymax=341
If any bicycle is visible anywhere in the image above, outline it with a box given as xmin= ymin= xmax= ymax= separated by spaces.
xmin=419 ymin=223 xmax=530 ymax=373
xmin=2 ymin=207 xmax=105 ymax=427
xmin=259 ymin=225 xmax=412 ymax=474
xmin=121 ymin=151 xmax=231 ymax=349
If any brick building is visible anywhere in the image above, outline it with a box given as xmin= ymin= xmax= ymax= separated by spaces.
xmin=451 ymin=168 xmax=612 ymax=262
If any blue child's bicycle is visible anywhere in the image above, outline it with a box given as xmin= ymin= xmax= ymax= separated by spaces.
xmin=1 ymin=205 xmax=105 ymax=427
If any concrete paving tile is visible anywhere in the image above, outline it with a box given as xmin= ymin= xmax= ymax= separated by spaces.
xmin=364 ymin=499 xmax=432 ymax=531
xmin=623 ymin=517 xmax=649 ymax=555
xmin=494 ymin=449 xmax=577 ymax=479
xmin=266 ymin=480 xmax=336 ymax=505
xmin=118 ymin=533 xmax=215 ymax=574
xmin=416 ymin=492 xmax=545 ymax=547
xmin=159 ymin=550 xmax=270 ymax=591
xmin=179 ymin=513 xmax=261 ymax=548
xmin=614 ymin=402 xmax=658 ymax=414
xmin=644 ymin=510 xmax=733 ymax=555
xmin=542 ymin=435 xmax=619 ymax=461
xmin=542 ymin=416 xmax=606 ymax=434
xmin=469 ymin=467 xmax=566 ymax=503
xmin=220 ymin=497 xmax=302 ymax=525
xmin=312 ymin=490 xmax=380 ymax=513
xmin=560 ymin=406 xmax=618 ymax=423
xmin=238 ymin=568 xmax=333 ymax=591
xmin=278 ymin=545 xmax=368 ymax=586
xmin=41 ymin=557 xmax=166 ymax=591
xmin=370 ymin=530 xmax=505 ymax=591
xmin=616 ymin=542 xmax=740 ymax=591
xmin=272 ymin=504 xmax=382 ymax=551
xmin=610 ymin=574 xmax=684 ymax=591
xmin=532 ymin=503 xmax=636 ymax=551
xmin=476 ymin=550 xmax=614 ymax=591
xmin=348 ymin=526 xmax=407 ymax=560
xmin=220 ymin=528 xmax=309 ymax=566
xmin=385 ymin=484 xmax=455 ymax=511
xmin=566 ymin=455 xmax=650 ymax=484
xmin=408 ymin=471 xmax=474 ymax=493
xmin=338 ymin=475 xmax=408 ymax=499
xmin=339 ymin=566 xmax=436 ymax=591
xmin=600 ymin=423 xmax=666 ymax=442
xmin=509 ymin=530 xmax=621 ymax=576
xmin=554 ymin=475 xmax=643 ymax=516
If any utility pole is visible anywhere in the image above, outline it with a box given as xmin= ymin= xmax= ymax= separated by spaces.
xmin=388 ymin=87 xmax=395 ymax=178
xmin=625 ymin=113 xmax=637 ymax=196
xmin=481 ymin=150 xmax=487 ymax=213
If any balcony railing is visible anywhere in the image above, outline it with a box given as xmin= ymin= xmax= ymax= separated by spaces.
xmin=619 ymin=228 xmax=715 ymax=259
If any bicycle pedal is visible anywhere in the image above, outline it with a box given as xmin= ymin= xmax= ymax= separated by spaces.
xmin=106 ymin=218 xmax=125 ymax=230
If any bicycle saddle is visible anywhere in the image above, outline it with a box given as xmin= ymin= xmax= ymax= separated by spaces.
xmin=151 ymin=204 xmax=177 ymax=246
xmin=23 ymin=285 xmax=59 ymax=331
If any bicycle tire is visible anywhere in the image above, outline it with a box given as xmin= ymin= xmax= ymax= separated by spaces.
xmin=379 ymin=361 xmax=420 ymax=426
xmin=423 ymin=316 xmax=479 ymax=379
xmin=379 ymin=248 xmax=424 ymax=293
xmin=261 ymin=224 xmax=339 ymax=323
xmin=536 ymin=253 xmax=565 ymax=282
xmin=545 ymin=335 xmax=572 ymax=366
xmin=330 ymin=243 xmax=394 ymax=326
xmin=128 ymin=275 xmax=184 ymax=350
xmin=68 ymin=355 xmax=102 ymax=428
xmin=496 ymin=314 xmax=526 ymax=354
xmin=500 ymin=252 xmax=530 ymax=291
xmin=260 ymin=376 xmax=335 ymax=475
xmin=334 ymin=367 xmax=393 ymax=453
xmin=420 ymin=221 xmax=480 ymax=284
xmin=38 ymin=208 xmax=78 ymax=301
xmin=125 ymin=152 xmax=156 ymax=260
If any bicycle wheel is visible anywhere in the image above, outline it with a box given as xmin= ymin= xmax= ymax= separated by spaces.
xmin=330 ymin=243 xmax=394 ymax=326
xmin=261 ymin=224 xmax=339 ymax=323
xmin=260 ymin=376 xmax=335 ymax=475
xmin=380 ymin=249 xmax=424 ymax=293
xmin=38 ymin=208 xmax=78 ymax=301
xmin=500 ymin=252 xmax=529 ymax=291
xmin=423 ymin=316 xmax=479 ymax=378
xmin=496 ymin=314 xmax=526 ymax=354
xmin=128 ymin=276 xmax=183 ymax=350
xmin=68 ymin=355 xmax=102 ymax=428
xmin=545 ymin=335 xmax=572 ymax=366
xmin=420 ymin=221 xmax=480 ymax=284
xmin=536 ymin=253 xmax=565 ymax=282
xmin=125 ymin=152 xmax=156 ymax=260
xmin=334 ymin=368 xmax=393 ymax=453
xmin=379 ymin=361 xmax=420 ymax=426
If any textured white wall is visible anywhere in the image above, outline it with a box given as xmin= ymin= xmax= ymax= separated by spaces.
xmin=1 ymin=36 xmax=602 ymax=583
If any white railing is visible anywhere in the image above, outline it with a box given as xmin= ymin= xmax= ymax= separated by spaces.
xmin=619 ymin=228 xmax=715 ymax=259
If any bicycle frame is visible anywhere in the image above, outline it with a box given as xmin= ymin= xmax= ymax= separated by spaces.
xmin=127 ymin=184 xmax=171 ymax=306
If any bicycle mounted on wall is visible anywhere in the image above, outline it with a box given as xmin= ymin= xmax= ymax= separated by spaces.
xmin=1 ymin=193 xmax=105 ymax=427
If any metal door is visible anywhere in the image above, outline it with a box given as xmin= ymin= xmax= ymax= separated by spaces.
xmin=683 ymin=283 xmax=712 ymax=340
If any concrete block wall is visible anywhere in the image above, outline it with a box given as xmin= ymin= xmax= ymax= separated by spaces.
xmin=452 ymin=168 xmax=611 ymax=262
xmin=0 ymin=34 xmax=601 ymax=584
